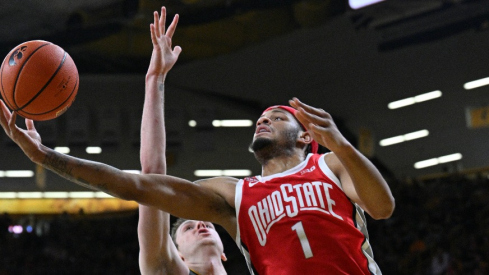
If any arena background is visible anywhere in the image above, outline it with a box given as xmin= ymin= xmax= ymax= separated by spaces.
xmin=1 ymin=0 xmax=488 ymax=274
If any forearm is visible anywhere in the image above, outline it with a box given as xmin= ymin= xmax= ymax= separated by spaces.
xmin=139 ymin=71 xmax=177 ymax=274
xmin=138 ymin=205 xmax=173 ymax=271
xmin=334 ymin=144 xmax=395 ymax=219
xmin=141 ymin=74 xmax=167 ymax=173
xmin=37 ymin=145 xmax=137 ymax=200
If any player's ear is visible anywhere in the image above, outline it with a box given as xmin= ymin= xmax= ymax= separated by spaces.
xmin=221 ymin=253 xmax=227 ymax=262
xmin=298 ymin=130 xmax=313 ymax=146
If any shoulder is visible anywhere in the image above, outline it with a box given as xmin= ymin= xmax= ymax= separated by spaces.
xmin=322 ymin=152 xmax=344 ymax=180
xmin=196 ymin=177 xmax=239 ymax=203
xmin=195 ymin=176 xmax=239 ymax=189
xmin=196 ymin=177 xmax=239 ymax=238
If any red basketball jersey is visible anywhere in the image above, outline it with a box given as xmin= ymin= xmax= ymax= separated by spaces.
xmin=235 ymin=153 xmax=381 ymax=275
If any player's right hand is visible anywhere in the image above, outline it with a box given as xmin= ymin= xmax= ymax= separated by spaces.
xmin=0 ymin=99 xmax=44 ymax=163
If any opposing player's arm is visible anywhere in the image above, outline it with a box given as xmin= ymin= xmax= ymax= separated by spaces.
xmin=138 ymin=6 xmax=187 ymax=275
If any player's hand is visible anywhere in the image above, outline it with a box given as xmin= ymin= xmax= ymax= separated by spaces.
xmin=147 ymin=6 xmax=182 ymax=78
xmin=289 ymin=97 xmax=351 ymax=153
xmin=0 ymin=99 xmax=43 ymax=161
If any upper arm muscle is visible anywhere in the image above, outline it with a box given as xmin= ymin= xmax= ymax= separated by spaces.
xmin=134 ymin=174 xmax=238 ymax=234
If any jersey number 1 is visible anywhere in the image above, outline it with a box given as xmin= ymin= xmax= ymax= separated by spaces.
xmin=291 ymin=221 xmax=313 ymax=259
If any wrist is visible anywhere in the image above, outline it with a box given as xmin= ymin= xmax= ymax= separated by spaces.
xmin=330 ymin=141 xmax=357 ymax=158
xmin=146 ymin=72 xmax=167 ymax=82
xmin=27 ymin=144 xmax=50 ymax=165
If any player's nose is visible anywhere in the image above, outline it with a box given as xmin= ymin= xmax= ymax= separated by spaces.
xmin=196 ymin=221 xmax=207 ymax=229
xmin=256 ymin=116 xmax=271 ymax=126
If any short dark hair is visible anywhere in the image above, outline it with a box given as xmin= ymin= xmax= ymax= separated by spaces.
xmin=170 ymin=218 xmax=188 ymax=249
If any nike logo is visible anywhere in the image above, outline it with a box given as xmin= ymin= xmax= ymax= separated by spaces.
xmin=247 ymin=177 xmax=260 ymax=187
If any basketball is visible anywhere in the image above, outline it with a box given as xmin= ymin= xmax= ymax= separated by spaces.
xmin=0 ymin=40 xmax=79 ymax=121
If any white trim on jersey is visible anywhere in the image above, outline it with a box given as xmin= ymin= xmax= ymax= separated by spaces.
xmin=234 ymin=179 xmax=256 ymax=275
xmin=235 ymin=179 xmax=244 ymax=246
xmin=255 ymin=153 xmax=314 ymax=183
xmin=317 ymin=152 xmax=343 ymax=190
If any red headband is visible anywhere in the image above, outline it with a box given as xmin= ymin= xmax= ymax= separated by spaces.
xmin=262 ymin=105 xmax=319 ymax=154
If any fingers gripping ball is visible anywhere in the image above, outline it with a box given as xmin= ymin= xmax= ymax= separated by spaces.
xmin=0 ymin=40 xmax=79 ymax=121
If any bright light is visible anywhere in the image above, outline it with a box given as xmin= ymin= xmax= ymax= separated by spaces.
xmin=414 ymin=153 xmax=462 ymax=169
xmin=95 ymin=192 xmax=113 ymax=198
xmin=194 ymin=169 xmax=252 ymax=177
xmin=404 ymin=130 xmax=429 ymax=141
xmin=464 ymin=77 xmax=489 ymax=90
xmin=17 ymin=192 xmax=43 ymax=199
xmin=349 ymin=0 xmax=385 ymax=9
xmin=0 ymin=171 xmax=4 ymax=177
xmin=5 ymin=170 xmax=34 ymax=178
xmin=10 ymin=225 xmax=23 ymax=234
xmin=0 ymin=192 xmax=16 ymax=199
xmin=414 ymin=90 xmax=442 ymax=102
xmin=212 ymin=120 xmax=253 ymax=127
xmin=123 ymin=170 xmax=141 ymax=174
xmin=388 ymin=91 xmax=442 ymax=109
xmin=192 ymin=119 xmax=253 ymax=127
xmin=438 ymin=153 xmax=462 ymax=163
xmin=222 ymin=170 xmax=252 ymax=177
xmin=380 ymin=130 xmax=429 ymax=146
xmin=69 ymin=192 xmax=95 ymax=198
xmin=86 ymin=147 xmax=102 ymax=154
xmin=54 ymin=147 xmax=70 ymax=154
xmin=0 ymin=191 xmax=117 ymax=199
xmin=43 ymin=192 xmax=69 ymax=199
xmin=388 ymin=98 xmax=416 ymax=109
xmin=379 ymin=136 xmax=404 ymax=146
xmin=194 ymin=170 xmax=223 ymax=177
xmin=414 ymin=158 xmax=439 ymax=169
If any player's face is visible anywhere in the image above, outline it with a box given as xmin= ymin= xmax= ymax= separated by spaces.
xmin=175 ymin=220 xmax=224 ymax=255
xmin=250 ymin=109 xmax=301 ymax=152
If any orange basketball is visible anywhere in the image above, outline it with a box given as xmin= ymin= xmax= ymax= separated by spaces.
xmin=0 ymin=40 xmax=79 ymax=121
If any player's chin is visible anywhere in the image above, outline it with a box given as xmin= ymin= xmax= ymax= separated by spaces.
xmin=250 ymin=137 xmax=273 ymax=152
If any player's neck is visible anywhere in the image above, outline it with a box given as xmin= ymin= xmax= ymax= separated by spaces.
xmin=185 ymin=246 xmax=226 ymax=275
xmin=261 ymin=152 xmax=305 ymax=177
xmin=186 ymin=257 xmax=226 ymax=275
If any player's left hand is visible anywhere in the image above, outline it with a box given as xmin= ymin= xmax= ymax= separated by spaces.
xmin=289 ymin=97 xmax=351 ymax=153
xmin=147 ymin=6 xmax=182 ymax=78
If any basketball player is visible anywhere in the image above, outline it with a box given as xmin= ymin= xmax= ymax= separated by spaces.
xmin=0 ymin=14 xmax=395 ymax=275
xmin=138 ymin=7 xmax=227 ymax=275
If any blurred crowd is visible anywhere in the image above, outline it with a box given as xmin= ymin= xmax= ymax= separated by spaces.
xmin=1 ymin=174 xmax=488 ymax=274
xmin=370 ymin=174 xmax=489 ymax=274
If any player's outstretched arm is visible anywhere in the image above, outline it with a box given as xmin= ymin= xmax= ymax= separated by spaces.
xmin=0 ymin=99 xmax=236 ymax=228
xmin=290 ymin=97 xmax=395 ymax=220
xmin=138 ymin=6 xmax=187 ymax=275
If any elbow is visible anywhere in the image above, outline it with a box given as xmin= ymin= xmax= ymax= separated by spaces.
xmin=369 ymin=198 xmax=395 ymax=220
xmin=115 ymin=173 xmax=144 ymax=202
